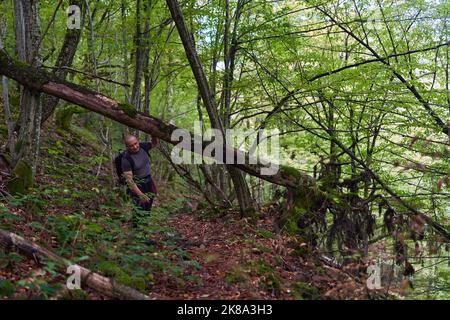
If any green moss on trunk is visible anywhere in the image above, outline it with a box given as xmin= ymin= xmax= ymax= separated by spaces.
xmin=6 ymin=159 xmax=33 ymax=195
xmin=0 ymin=49 xmax=51 ymax=91
xmin=276 ymin=180 xmax=325 ymax=241
xmin=118 ymin=103 xmax=137 ymax=118
xmin=280 ymin=165 xmax=303 ymax=180
xmin=55 ymin=105 xmax=85 ymax=129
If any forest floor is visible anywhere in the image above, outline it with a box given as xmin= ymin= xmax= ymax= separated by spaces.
xmin=0 ymin=122 xmax=376 ymax=300
xmin=147 ymin=207 xmax=371 ymax=300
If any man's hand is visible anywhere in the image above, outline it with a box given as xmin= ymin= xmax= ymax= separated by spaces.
xmin=139 ymin=194 xmax=151 ymax=205
xmin=124 ymin=171 xmax=151 ymax=205
xmin=151 ymin=136 xmax=159 ymax=148
xmin=124 ymin=171 xmax=144 ymax=197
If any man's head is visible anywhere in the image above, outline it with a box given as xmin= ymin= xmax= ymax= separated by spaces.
xmin=124 ymin=135 xmax=140 ymax=154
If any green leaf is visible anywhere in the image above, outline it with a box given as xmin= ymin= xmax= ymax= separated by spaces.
xmin=0 ymin=280 xmax=14 ymax=298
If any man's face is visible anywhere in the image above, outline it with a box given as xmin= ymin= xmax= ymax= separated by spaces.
xmin=125 ymin=137 xmax=140 ymax=154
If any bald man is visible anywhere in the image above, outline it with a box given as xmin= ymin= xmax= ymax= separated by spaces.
xmin=122 ymin=135 xmax=158 ymax=217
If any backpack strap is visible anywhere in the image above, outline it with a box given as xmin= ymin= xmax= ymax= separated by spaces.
xmin=123 ymin=151 xmax=136 ymax=173
xmin=139 ymin=142 xmax=151 ymax=157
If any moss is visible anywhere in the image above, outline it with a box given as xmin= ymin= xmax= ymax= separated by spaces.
xmin=255 ymin=259 xmax=273 ymax=275
xmin=225 ymin=264 xmax=251 ymax=285
xmin=13 ymin=58 xmax=30 ymax=70
xmin=61 ymin=288 xmax=89 ymax=300
xmin=246 ymin=259 xmax=282 ymax=295
xmin=277 ymin=184 xmax=327 ymax=241
xmin=6 ymin=159 xmax=33 ymax=195
xmin=0 ymin=124 xmax=8 ymax=136
xmin=66 ymin=28 xmax=81 ymax=38
xmin=70 ymin=125 xmax=98 ymax=143
xmin=115 ymin=273 xmax=146 ymax=292
xmin=146 ymin=273 xmax=155 ymax=284
xmin=280 ymin=165 xmax=303 ymax=180
xmin=278 ymin=188 xmax=310 ymax=230
xmin=0 ymin=279 xmax=15 ymax=297
xmin=315 ymin=266 xmax=325 ymax=275
xmin=277 ymin=167 xmax=319 ymax=233
xmin=118 ymin=102 xmax=137 ymax=118
xmin=96 ymin=261 xmax=123 ymax=277
xmin=55 ymin=105 xmax=85 ymax=129
xmin=9 ymin=93 xmax=20 ymax=108
xmin=255 ymin=228 xmax=275 ymax=239
xmin=292 ymin=281 xmax=320 ymax=300
xmin=1 ymin=153 xmax=11 ymax=165
xmin=14 ymin=140 xmax=23 ymax=153
xmin=257 ymin=245 xmax=272 ymax=253
xmin=96 ymin=261 xmax=146 ymax=292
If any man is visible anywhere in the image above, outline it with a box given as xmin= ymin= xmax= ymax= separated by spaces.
xmin=122 ymin=134 xmax=158 ymax=214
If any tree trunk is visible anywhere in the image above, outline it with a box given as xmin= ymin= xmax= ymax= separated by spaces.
xmin=0 ymin=228 xmax=150 ymax=299
xmin=121 ymin=0 xmax=130 ymax=105
xmin=0 ymin=15 xmax=15 ymax=157
xmin=1 ymin=75 xmax=14 ymax=154
xmin=165 ymin=0 xmax=255 ymax=215
xmin=142 ymin=0 xmax=152 ymax=112
xmin=130 ymin=0 xmax=151 ymax=137
xmin=13 ymin=0 xmax=42 ymax=177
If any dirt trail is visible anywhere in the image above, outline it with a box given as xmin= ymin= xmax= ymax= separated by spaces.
xmin=148 ymin=209 xmax=369 ymax=300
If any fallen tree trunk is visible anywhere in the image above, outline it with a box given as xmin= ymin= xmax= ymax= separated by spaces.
xmin=0 ymin=228 xmax=150 ymax=300
xmin=0 ymin=48 xmax=448 ymax=241
xmin=0 ymin=48 xmax=314 ymax=190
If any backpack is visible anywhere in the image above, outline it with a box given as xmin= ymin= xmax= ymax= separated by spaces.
xmin=114 ymin=151 xmax=134 ymax=185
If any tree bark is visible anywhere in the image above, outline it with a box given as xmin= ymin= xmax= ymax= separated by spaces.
xmin=0 ymin=15 xmax=15 ymax=157
xmin=130 ymin=0 xmax=142 ymax=122
xmin=13 ymin=0 xmax=42 ymax=176
xmin=120 ymin=0 xmax=130 ymax=105
xmin=1 ymin=75 xmax=13 ymax=153
xmin=131 ymin=0 xmax=152 ymax=137
xmin=40 ymin=0 xmax=84 ymax=124
xmin=0 ymin=228 xmax=150 ymax=299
